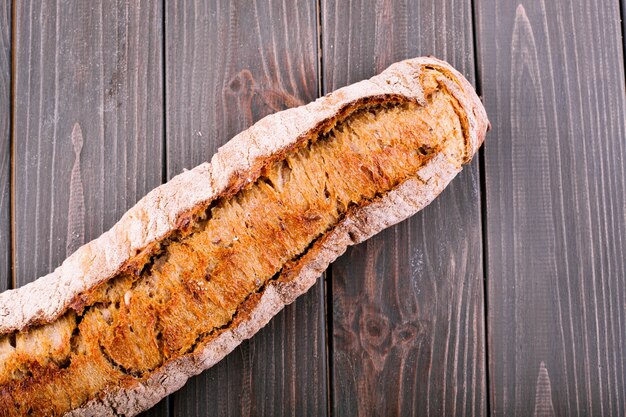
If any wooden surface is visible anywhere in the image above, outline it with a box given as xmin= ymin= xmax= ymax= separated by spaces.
xmin=11 ymin=1 xmax=168 ymax=415
xmin=322 ymin=1 xmax=485 ymax=416
xmin=2 ymin=0 xmax=626 ymax=416
xmin=165 ymin=1 xmax=327 ymax=415
xmin=0 ymin=0 xmax=10 ymax=293
xmin=477 ymin=0 xmax=626 ymax=416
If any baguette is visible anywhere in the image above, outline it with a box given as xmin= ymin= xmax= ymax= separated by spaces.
xmin=0 ymin=57 xmax=488 ymax=416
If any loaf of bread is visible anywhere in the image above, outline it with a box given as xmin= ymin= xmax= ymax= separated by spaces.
xmin=0 ymin=57 xmax=488 ymax=416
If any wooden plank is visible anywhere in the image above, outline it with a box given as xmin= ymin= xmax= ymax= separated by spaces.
xmin=165 ymin=1 xmax=327 ymax=416
xmin=322 ymin=1 xmax=486 ymax=416
xmin=12 ymin=1 xmax=168 ymax=415
xmin=0 ymin=0 xmax=10 ymax=292
xmin=476 ymin=0 xmax=626 ymax=415
xmin=622 ymin=0 xmax=626 ymax=63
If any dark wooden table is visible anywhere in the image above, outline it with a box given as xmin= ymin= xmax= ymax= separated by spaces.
xmin=2 ymin=0 xmax=626 ymax=416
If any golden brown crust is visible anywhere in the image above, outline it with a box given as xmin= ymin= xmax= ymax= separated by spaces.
xmin=0 ymin=57 xmax=488 ymax=416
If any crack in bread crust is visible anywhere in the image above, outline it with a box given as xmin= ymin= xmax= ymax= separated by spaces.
xmin=0 ymin=57 xmax=489 ymax=417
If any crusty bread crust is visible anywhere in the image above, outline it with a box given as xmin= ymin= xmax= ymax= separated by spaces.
xmin=0 ymin=57 xmax=488 ymax=416
xmin=66 ymin=157 xmax=460 ymax=417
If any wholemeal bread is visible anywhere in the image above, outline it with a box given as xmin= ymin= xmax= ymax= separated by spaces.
xmin=0 ymin=57 xmax=488 ymax=416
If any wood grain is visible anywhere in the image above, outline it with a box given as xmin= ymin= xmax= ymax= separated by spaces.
xmin=622 ymin=0 xmax=626 ymax=67
xmin=0 ymin=0 xmax=10 ymax=292
xmin=165 ymin=1 xmax=327 ymax=415
xmin=12 ymin=1 xmax=168 ymax=415
xmin=476 ymin=0 xmax=626 ymax=415
xmin=322 ymin=0 xmax=486 ymax=415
